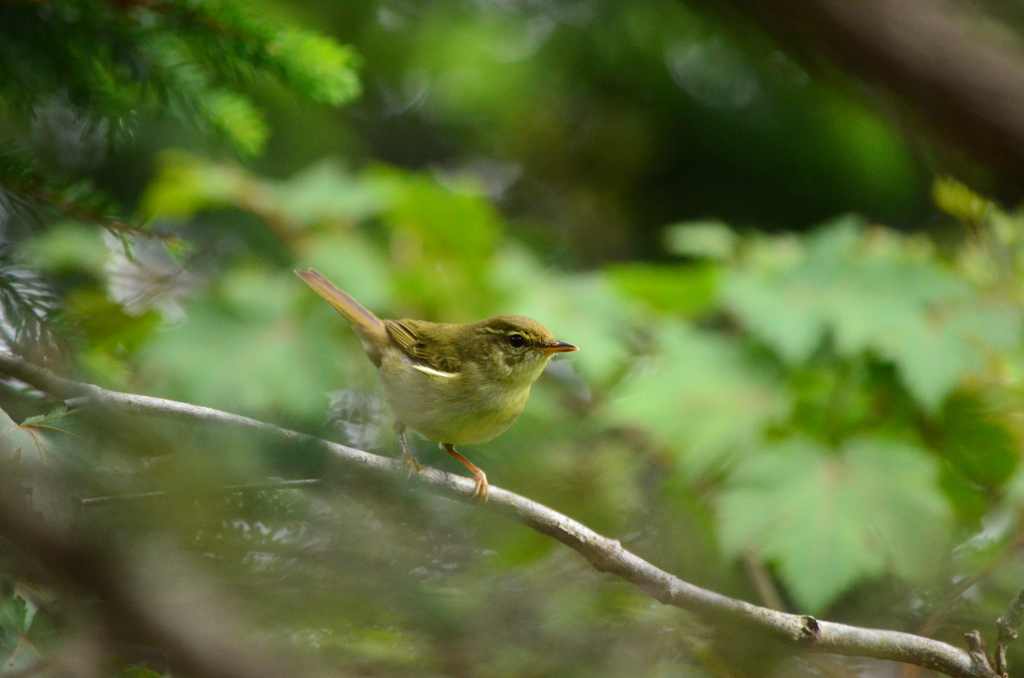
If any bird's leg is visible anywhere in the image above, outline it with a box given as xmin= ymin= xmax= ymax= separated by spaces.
xmin=441 ymin=443 xmax=488 ymax=501
xmin=395 ymin=424 xmax=424 ymax=477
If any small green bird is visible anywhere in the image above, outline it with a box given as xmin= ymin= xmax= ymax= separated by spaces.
xmin=296 ymin=269 xmax=578 ymax=499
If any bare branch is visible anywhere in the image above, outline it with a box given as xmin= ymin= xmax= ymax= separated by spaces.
xmin=0 ymin=352 xmax=1004 ymax=678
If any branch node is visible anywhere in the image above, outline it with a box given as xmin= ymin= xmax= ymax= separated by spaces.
xmin=964 ymin=631 xmax=997 ymax=676
xmin=652 ymin=581 xmax=676 ymax=606
xmin=799 ymin=616 xmax=821 ymax=641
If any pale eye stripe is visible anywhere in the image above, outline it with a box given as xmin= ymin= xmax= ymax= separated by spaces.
xmin=411 ymin=363 xmax=459 ymax=379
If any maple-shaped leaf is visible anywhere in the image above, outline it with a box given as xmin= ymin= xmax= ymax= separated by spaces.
xmin=724 ymin=215 xmax=1023 ymax=411
xmin=718 ymin=436 xmax=951 ymax=613
xmin=0 ymin=406 xmax=78 ymax=532
xmin=610 ymin=321 xmax=789 ymax=475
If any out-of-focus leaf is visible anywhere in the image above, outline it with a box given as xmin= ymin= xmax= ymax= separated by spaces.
xmin=785 ymin=359 xmax=881 ymax=443
xmin=939 ymin=466 xmax=989 ymax=526
xmin=20 ymin=221 xmax=109 ymax=275
xmin=296 ymin=231 xmax=393 ymax=312
xmin=664 ymin=220 xmax=737 ymax=260
xmin=139 ymin=151 xmax=246 ymax=221
xmin=15 ymin=594 xmax=36 ymax=636
xmin=610 ymin=322 xmax=788 ymax=475
xmin=606 ymin=262 xmax=719 ymax=317
xmin=370 ymin=166 xmax=500 ymax=321
xmin=104 ymin=233 xmax=198 ymax=321
xmin=933 ymin=176 xmax=994 ymax=224
xmin=724 ymin=216 xmax=1023 ymax=411
xmin=165 ymin=235 xmax=197 ymax=267
xmin=143 ymin=154 xmax=386 ymax=243
xmin=123 ymin=667 xmax=165 ymax=678
xmin=719 ymin=436 xmax=951 ymax=612
xmin=0 ymin=589 xmax=41 ymax=672
xmin=0 ymin=406 xmax=77 ymax=531
xmin=139 ymin=267 xmax=347 ymax=418
xmin=275 ymin=160 xmax=386 ymax=225
xmin=63 ymin=288 xmax=161 ymax=387
xmin=496 ymin=246 xmax=634 ymax=386
xmin=936 ymin=392 xmax=1018 ymax=489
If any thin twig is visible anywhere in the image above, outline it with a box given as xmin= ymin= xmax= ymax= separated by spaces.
xmin=80 ymin=479 xmax=322 ymax=506
xmin=995 ymin=585 xmax=1024 ymax=676
xmin=0 ymin=352 xmax=1005 ymax=678
xmin=741 ymin=548 xmax=786 ymax=611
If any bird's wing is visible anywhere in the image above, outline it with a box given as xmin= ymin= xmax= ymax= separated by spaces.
xmin=385 ymin=320 xmax=461 ymax=375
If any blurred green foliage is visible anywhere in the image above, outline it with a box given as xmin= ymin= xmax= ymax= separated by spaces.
xmin=10 ymin=152 xmax=1024 ymax=675
xmin=5 ymin=0 xmax=1024 ymax=676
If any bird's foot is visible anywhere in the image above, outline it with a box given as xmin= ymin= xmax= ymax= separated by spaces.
xmin=403 ymin=452 xmax=424 ymax=478
xmin=471 ymin=470 xmax=489 ymax=502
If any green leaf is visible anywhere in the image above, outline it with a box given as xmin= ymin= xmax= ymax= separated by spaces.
xmin=296 ymin=231 xmax=394 ymax=312
xmin=274 ymin=160 xmax=386 ymax=224
xmin=718 ymin=436 xmax=951 ymax=612
xmin=0 ymin=406 xmax=77 ymax=531
xmin=936 ymin=391 xmax=1018 ymax=489
xmin=123 ymin=667 xmax=166 ymax=678
xmin=933 ymin=176 xmax=994 ymax=224
xmin=0 ymin=592 xmax=41 ymax=671
xmin=606 ymin=262 xmax=719 ymax=317
xmin=664 ymin=220 xmax=737 ymax=260
xmin=20 ymin=221 xmax=109 ymax=275
xmin=370 ymin=167 xmax=501 ymax=320
xmin=610 ymin=322 xmax=788 ymax=475
xmin=139 ymin=267 xmax=350 ymax=418
xmin=855 ymin=295 xmax=1019 ymax=414
xmin=14 ymin=592 xmax=36 ymax=636
xmin=139 ymin=151 xmax=244 ymax=220
xmin=21 ymin=407 xmax=71 ymax=430
xmin=724 ymin=215 xmax=1023 ymax=411
xmin=64 ymin=288 xmax=162 ymax=387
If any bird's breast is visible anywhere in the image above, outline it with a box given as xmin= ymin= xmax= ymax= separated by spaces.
xmin=376 ymin=351 xmax=530 ymax=445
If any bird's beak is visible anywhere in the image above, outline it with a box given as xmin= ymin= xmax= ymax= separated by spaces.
xmin=540 ymin=341 xmax=578 ymax=354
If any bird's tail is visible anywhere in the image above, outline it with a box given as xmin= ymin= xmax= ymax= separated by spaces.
xmin=295 ymin=270 xmax=389 ymax=354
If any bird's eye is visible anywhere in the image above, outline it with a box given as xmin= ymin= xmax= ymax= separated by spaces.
xmin=507 ymin=333 xmax=526 ymax=348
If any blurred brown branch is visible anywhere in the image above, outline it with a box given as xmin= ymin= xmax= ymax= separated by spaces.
xmin=724 ymin=0 xmax=1024 ymax=194
xmin=0 ymin=351 xmax=1006 ymax=678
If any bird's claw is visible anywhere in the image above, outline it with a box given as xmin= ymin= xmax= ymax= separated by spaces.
xmin=403 ymin=453 xmax=424 ymax=478
xmin=471 ymin=470 xmax=489 ymax=502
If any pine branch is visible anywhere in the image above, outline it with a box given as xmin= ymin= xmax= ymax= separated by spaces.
xmin=0 ymin=351 xmax=1007 ymax=678
xmin=0 ymin=165 xmax=154 ymax=238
